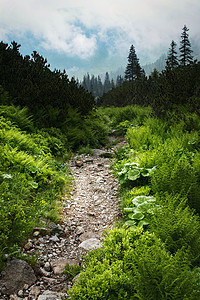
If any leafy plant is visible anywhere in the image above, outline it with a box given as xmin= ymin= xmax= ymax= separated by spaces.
xmin=64 ymin=263 xmax=82 ymax=281
xmin=150 ymin=193 xmax=200 ymax=264
xmin=78 ymin=145 xmax=94 ymax=156
xmin=115 ymin=120 xmax=133 ymax=135
xmin=122 ymin=185 xmax=151 ymax=208
xmin=0 ymin=105 xmax=34 ymax=131
xmin=124 ymin=195 xmax=157 ymax=228
xmin=115 ymin=159 xmax=156 ymax=185
xmin=0 ymin=111 xmax=71 ymax=268
xmin=69 ymin=227 xmax=200 ymax=299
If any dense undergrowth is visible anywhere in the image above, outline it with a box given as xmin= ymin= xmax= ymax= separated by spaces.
xmin=0 ymin=92 xmax=111 ymax=269
xmin=0 ymin=110 xmax=70 ymax=268
xmin=1 ymin=84 xmax=200 ymax=298
xmin=69 ymin=105 xmax=200 ymax=299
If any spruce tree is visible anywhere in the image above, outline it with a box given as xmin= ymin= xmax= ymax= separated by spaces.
xmin=97 ymin=76 xmax=103 ymax=97
xmin=116 ymin=75 xmax=124 ymax=87
xmin=103 ymin=72 xmax=111 ymax=93
xmin=125 ymin=45 xmax=144 ymax=81
xmin=179 ymin=25 xmax=193 ymax=66
xmin=166 ymin=40 xmax=179 ymax=69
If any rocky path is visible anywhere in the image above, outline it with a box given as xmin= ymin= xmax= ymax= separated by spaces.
xmin=0 ymin=146 xmax=123 ymax=300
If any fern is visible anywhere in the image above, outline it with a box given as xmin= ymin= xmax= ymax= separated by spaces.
xmin=0 ymin=105 xmax=34 ymax=131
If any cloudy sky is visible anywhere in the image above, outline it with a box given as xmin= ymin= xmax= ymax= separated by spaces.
xmin=0 ymin=0 xmax=200 ymax=79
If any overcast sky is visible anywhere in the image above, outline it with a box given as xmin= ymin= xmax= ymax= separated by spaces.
xmin=0 ymin=0 xmax=200 ymax=79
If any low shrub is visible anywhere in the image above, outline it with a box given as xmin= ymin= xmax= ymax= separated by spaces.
xmin=69 ymin=227 xmax=200 ymax=299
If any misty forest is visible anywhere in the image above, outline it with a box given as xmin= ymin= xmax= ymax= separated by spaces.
xmin=1 ymin=25 xmax=200 ymax=299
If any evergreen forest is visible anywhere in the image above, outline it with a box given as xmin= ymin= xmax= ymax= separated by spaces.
xmin=1 ymin=25 xmax=200 ymax=299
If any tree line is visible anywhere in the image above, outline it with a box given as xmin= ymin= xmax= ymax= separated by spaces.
xmin=80 ymin=72 xmax=124 ymax=99
xmin=0 ymin=41 xmax=95 ymax=128
xmin=100 ymin=25 xmax=200 ymax=117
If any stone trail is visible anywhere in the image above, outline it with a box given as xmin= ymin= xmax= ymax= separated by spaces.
xmin=0 ymin=146 xmax=123 ymax=300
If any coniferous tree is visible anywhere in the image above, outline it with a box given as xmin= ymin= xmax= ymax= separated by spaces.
xmin=116 ymin=75 xmax=124 ymax=87
xmin=82 ymin=75 xmax=88 ymax=91
xmin=97 ymin=76 xmax=103 ymax=97
xmin=125 ymin=45 xmax=144 ymax=81
xmin=111 ymin=79 xmax=115 ymax=89
xmin=166 ymin=40 xmax=179 ymax=69
xmin=104 ymin=72 xmax=111 ymax=93
xmin=179 ymin=25 xmax=193 ymax=66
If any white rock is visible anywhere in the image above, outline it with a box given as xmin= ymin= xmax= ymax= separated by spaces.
xmin=38 ymin=290 xmax=65 ymax=300
xmin=79 ymin=238 xmax=102 ymax=251
xmin=33 ymin=231 xmax=40 ymax=237
xmin=17 ymin=290 xmax=24 ymax=297
xmin=49 ymin=235 xmax=60 ymax=242
xmin=44 ymin=262 xmax=51 ymax=272
xmin=76 ymin=226 xmax=84 ymax=235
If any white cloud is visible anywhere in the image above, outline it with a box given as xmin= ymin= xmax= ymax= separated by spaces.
xmin=0 ymin=0 xmax=199 ymax=63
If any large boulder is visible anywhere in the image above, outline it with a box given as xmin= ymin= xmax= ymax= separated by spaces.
xmin=0 ymin=258 xmax=36 ymax=295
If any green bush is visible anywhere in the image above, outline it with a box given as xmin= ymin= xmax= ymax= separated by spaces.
xmin=69 ymin=227 xmax=200 ymax=299
xmin=35 ymin=127 xmax=68 ymax=157
xmin=112 ymin=156 xmax=155 ymax=187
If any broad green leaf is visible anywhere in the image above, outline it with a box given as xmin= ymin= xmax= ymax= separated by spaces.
xmin=118 ymin=167 xmax=128 ymax=175
xmin=148 ymin=166 xmax=156 ymax=174
xmin=137 ymin=202 xmax=152 ymax=212
xmin=124 ymin=207 xmax=135 ymax=212
xmin=28 ymin=180 xmax=38 ymax=189
xmin=137 ymin=219 xmax=149 ymax=228
xmin=132 ymin=196 xmax=148 ymax=204
xmin=128 ymin=169 xmax=140 ymax=181
xmin=125 ymin=220 xmax=136 ymax=226
xmin=119 ymin=175 xmax=127 ymax=184
xmin=124 ymin=162 xmax=139 ymax=167
xmin=131 ymin=212 xmax=144 ymax=220
xmin=132 ymin=196 xmax=156 ymax=205
xmin=128 ymin=213 xmax=138 ymax=219
xmin=140 ymin=168 xmax=149 ymax=177
xmin=1 ymin=173 xmax=12 ymax=179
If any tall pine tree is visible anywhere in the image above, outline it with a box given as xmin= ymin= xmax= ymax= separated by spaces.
xmin=179 ymin=25 xmax=193 ymax=66
xmin=166 ymin=40 xmax=179 ymax=69
xmin=125 ymin=45 xmax=144 ymax=81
